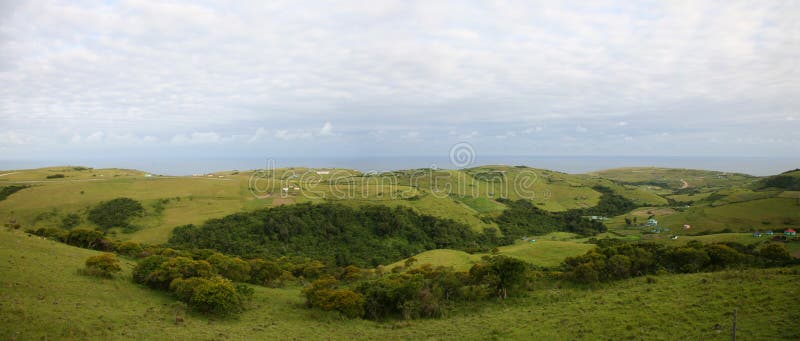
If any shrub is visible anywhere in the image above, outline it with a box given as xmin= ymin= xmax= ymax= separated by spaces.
xmin=248 ymin=259 xmax=282 ymax=286
xmin=188 ymin=276 xmax=244 ymax=315
xmin=170 ymin=277 xmax=209 ymax=302
xmin=83 ymin=253 xmax=122 ymax=278
xmin=315 ymin=289 xmax=365 ymax=318
xmin=760 ymin=243 xmax=792 ymax=266
xmin=141 ymin=256 xmax=215 ymax=289
xmin=88 ymin=197 xmax=144 ymax=230
xmin=207 ymin=253 xmax=251 ymax=282
xmin=117 ymin=241 xmax=144 ymax=257
xmin=65 ymin=229 xmax=109 ymax=250
xmin=60 ymin=213 xmax=81 ymax=229
xmin=133 ymin=255 xmax=167 ymax=284
xmin=46 ymin=174 xmax=65 ymax=179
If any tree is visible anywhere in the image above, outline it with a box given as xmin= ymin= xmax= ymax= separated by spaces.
xmin=84 ymin=253 xmax=122 ymax=278
xmin=486 ymin=256 xmax=528 ymax=298
xmin=88 ymin=197 xmax=144 ymax=230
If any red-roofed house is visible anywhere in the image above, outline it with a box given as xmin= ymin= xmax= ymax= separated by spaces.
xmin=785 ymin=229 xmax=797 ymax=236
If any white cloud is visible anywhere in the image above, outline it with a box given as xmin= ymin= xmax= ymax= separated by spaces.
xmin=523 ymin=126 xmax=543 ymax=134
xmin=0 ymin=1 xmax=798 ymax=157
xmin=85 ymin=131 xmax=105 ymax=143
xmin=275 ymin=130 xmax=312 ymax=141
xmin=318 ymin=122 xmax=334 ymax=136
xmin=171 ymin=132 xmax=221 ymax=145
xmin=0 ymin=131 xmax=33 ymax=145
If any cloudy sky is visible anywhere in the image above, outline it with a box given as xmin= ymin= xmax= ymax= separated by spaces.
xmin=1 ymin=0 xmax=798 ymax=163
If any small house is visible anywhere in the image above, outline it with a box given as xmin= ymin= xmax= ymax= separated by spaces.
xmin=683 ymin=224 xmax=691 ymax=230
xmin=765 ymin=230 xmax=774 ymax=236
xmin=753 ymin=231 xmax=762 ymax=237
xmin=785 ymin=229 xmax=797 ymax=236
xmin=646 ymin=218 xmax=658 ymax=226
xmin=316 ymin=171 xmax=330 ymax=175
xmin=529 ymin=239 xmax=536 ymax=243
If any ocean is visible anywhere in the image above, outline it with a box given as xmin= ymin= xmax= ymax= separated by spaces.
xmin=1 ymin=155 xmax=797 ymax=176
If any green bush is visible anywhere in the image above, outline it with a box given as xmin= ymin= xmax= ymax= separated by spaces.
xmin=60 ymin=213 xmax=81 ymax=229
xmin=248 ymin=259 xmax=282 ymax=286
xmin=188 ymin=276 xmax=244 ymax=315
xmin=83 ymin=253 xmax=122 ymax=278
xmin=65 ymin=229 xmax=110 ymax=250
xmin=46 ymin=174 xmax=65 ymax=179
xmin=303 ymin=276 xmax=364 ymax=318
xmin=117 ymin=241 xmax=144 ymax=257
xmin=139 ymin=256 xmax=215 ymax=289
xmin=133 ymin=255 xmax=167 ymax=284
xmin=88 ymin=197 xmax=144 ymax=230
xmin=207 ymin=253 xmax=251 ymax=282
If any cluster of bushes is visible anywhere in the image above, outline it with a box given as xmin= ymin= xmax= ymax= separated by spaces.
xmin=494 ymin=199 xmax=607 ymax=240
xmin=46 ymin=174 xmax=65 ymax=179
xmin=0 ymin=185 xmax=29 ymax=202
xmin=88 ymin=197 xmax=144 ymax=230
xmin=303 ymin=256 xmax=532 ymax=320
xmin=130 ymin=246 xmax=375 ymax=315
xmin=575 ymin=186 xmax=638 ymax=217
xmin=133 ymin=253 xmax=250 ymax=315
xmin=169 ymin=203 xmax=501 ymax=267
xmin=29 ymin=227 xmax=115 ymax=251
xmin=564 ymin=239 xmax=796 ymax=284
xmin=759 ymin=172 xmax=800 ymax=190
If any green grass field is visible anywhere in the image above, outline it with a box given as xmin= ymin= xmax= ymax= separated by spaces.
xmin=2 ymin=229 xmax=799 ymax=340
xmin=387 ymin=236 xmax=597 ymax=271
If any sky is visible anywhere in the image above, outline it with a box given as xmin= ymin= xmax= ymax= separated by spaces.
xmin=1 ymin=1 xmax=799 ymax=165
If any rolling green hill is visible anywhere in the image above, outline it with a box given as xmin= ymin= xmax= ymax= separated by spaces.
xmin=2 ymin=229 xmax=798 ymax=340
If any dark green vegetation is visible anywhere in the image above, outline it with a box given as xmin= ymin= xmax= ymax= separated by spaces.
xmin=0 ymin=185 xmax=28 ymax=201
xmin=759 ymin=169 xmax=800 ymax=190
xmin=494 ymin=198 xmax=607 ymax=237
xmin=578 ymin=186 xmax=637 ymax=216
xmin=88 ymin=197 xmax=144 ymax=230
xmin=169 ymin=203 xmax=500 ymax=267
xmin=305 ymin=256 xmax=530 ymax=320
xmin=565 ymin=240 xmax=796 ymax=284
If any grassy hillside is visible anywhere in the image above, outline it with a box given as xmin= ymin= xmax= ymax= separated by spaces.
xmin=588 ymin=167 xmax=757 ymax=190
xmin=385 ymin=239 xmax=594 ymax=271
xmin=2 ymin=229 xmax=798 ymax=340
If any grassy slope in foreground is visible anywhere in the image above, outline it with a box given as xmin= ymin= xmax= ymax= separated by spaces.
xmin=2 ymin=229 xmax=799 ymax=340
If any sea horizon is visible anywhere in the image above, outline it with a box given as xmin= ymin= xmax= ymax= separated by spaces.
xmin=1 ymin=155 xmax=797 ymax=177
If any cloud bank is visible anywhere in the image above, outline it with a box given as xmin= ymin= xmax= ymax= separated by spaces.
xmin=0 ymin=1 xmax=798 ymax=159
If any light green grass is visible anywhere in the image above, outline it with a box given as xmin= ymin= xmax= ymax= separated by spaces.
xmin=389 ymin=238 xmax=595 ymax=270
xmin=659 ymin=197 xmax=800 ymax=233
